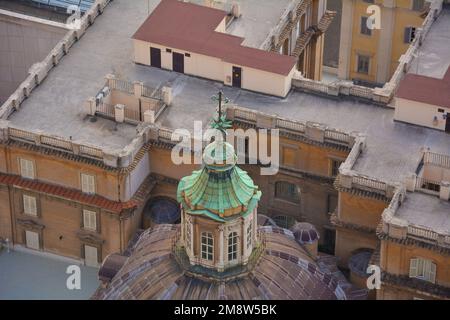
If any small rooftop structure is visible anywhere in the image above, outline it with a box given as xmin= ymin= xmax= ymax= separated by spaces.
xmin=291 ymin=222 xmax=320 ymax=244
xmin=394 ymin=66 xmax=450 ymax=132
xmin=132 ymin=0 xmax=296 ymax=97
xmin=396 ymin=67 xmax=450 ymax=108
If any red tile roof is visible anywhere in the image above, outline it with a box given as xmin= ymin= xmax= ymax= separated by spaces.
xmin=396 ymin=66 xmax=450 ymax=108
xmin=0 ymin=173 xmax=137 ymax=214
xmin=132 ymin=0 xmax=297 ymax=76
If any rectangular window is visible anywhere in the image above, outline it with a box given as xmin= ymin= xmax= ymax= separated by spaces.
xmin=19 ymin=158 xmax=35 ymax=179
xmin=25 ymin=230 xmax=40 ymax=250
xmin=184 ymin=53 xmax=191 ymax=57
xmin=166 ymin=48 xmax=172 ymax=53
xmin=246 ymin=224 xmax=252 ymax=249
xmin=228 ymin=232 xmax=238 ymax=261
xmin=404 ymin=27 xmax=416 ymax=44
xmin=412 ymin=0 xmax=425 ymax=11
xmin=360 ymin=17 xmax=372 ymax=36
xmin=83 ymin=209 xmax=97 ymax=231
xmin=84 ymin=245 xmax=99 ymax=267
xmin=357 ymin=55 xmax=370 ymax=74
xmin=275 ymin=181 xmax=300 ymax=203
xmin=201 ymin=232 xmax=213 ymax=261
xmin=81 ymin=173 xmax=96 ymax=194
xmin=23 ymin=195 xmax=37 ymax=216
xmin=296 ymin=19 xmax=300 ymax=38
xmin=409 ymin=258 xmax=436 ymax=283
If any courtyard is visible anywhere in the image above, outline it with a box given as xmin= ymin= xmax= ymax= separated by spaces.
xmin=0 ymin=249 xmax=99 ymax=300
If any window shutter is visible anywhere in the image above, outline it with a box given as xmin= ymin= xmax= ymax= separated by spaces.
xmin=23 ymin=195 xmax=37 ymax=216
xmin=20 ymin=159 xmax=34 ymax=179
xmin=404 ymin=27 xmax=411 ymax=43
xmin=428 ymin=262 xmax=436 ymax=283
xmin=81 ymin=174 xmax=95 ymax=194
xmin=83 ymin=211 xmax=89 ymax=229
xmin=409 ymin=258 xmax=418 ymax=277
xmin=29 ymin=196 xmax=36 ymax=215
xmin=83 ymin=210 xmax=97 ymax=231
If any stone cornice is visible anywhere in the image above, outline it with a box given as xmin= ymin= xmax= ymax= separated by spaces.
xmin=4 ymin=140 xmax=151 ymax=175
xmin=330 ymin=212 xmax=377 ymax=235
xmin=232 ymin=119 xmax=352 ymax=152
xmin=16 ymin=217 xmax=45 ymax=231
xmin=377 ymin=230 xmax=450 ymax=256
xmin=382 ymin=272 xmax=450 ymax=299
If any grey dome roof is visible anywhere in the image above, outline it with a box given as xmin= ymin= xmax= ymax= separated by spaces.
xmin=290 ymin=222 xmax=319 ymax=244
xmin=92 ymin=225 xmax=361 ymax=300
xmin=348 ymin=249 xmax=374 ymax=277
xmin=257 ymin=214 xmax=277 ymax=227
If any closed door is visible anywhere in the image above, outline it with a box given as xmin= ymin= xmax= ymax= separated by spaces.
xmin=446 ymin=114 xmax=450 ymax=133
xmin=232 ymin=66 xmax=242 ymax=88
xmin=25 ymin=231 xmax=39 ymax=250
xmin=84 ymin=245 xmax=98 ymax=267
xmin=172 ymin=52 xmax=184 ymax=73
xmin=150 ymin=47 xmax=161 ymax=68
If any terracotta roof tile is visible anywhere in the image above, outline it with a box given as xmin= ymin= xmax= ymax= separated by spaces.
xmin=0 ymin=173 xmax=137 ymax=214
xmin=396 ymin=66 xmax=450 ymax=108
xmin=132 ymin=0 xmax=296 ymax=76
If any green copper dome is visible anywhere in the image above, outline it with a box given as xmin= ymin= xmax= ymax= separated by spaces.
xmin=177 ymin=140 xmax=261 ymax=221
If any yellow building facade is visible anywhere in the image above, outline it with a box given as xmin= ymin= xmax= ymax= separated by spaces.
xmin=338 ymin=0 xmax=427 ymax=86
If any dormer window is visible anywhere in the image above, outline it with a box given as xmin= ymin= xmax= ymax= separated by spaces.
xmin=201 ymin=232 xmax=214 ymax=261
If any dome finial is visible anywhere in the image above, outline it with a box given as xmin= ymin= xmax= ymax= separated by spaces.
xmin=210 ymin=91 xmax=232 ymax=136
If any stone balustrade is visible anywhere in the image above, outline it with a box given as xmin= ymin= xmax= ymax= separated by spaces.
xmin=291 ymin=0 xmax=444 ymax=105
xmin=381 ymin=186 xmax=450 ymax=248
xmin=227 ymin=105 xmax=356 ymax=148
xmin=0 ymin=119 xmax=154 ymax=169
xmin=0 ymin=0 xmax=112 ymax=120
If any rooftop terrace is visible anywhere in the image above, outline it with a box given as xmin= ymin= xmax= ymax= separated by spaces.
xmin=190 ymin=0 xmax=296 ymax=49
xmin=396 ymin=192 xmax=450 ymax=233
xmin=1 ymin=1 xmax=450 ymax=180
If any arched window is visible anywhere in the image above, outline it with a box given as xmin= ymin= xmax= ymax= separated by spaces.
xmin=274 ymin=181 xmax=300 ymax=203
xmin=273 ymin=215 xmax=296 ymax=229
xmin=409 ymin=258 xmax=436 ymax=283
xmin=228 ymin=232 xmax=238 ymax=262
xmin=201 ymin=232 xmax=213 ymax=261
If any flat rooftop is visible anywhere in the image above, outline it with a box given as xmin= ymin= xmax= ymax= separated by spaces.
xmin=133 ymin=0 xmax=296 ymax=75
xmin=410 ymin=7 xmax=450 ymax=78
xmin=0 ymin=250 xmax=99 ymax=299
xmin=396 ymin=192 xmax=450 ymax=233
xmin=4 ymin=1 xmax=450 ymax=183
xmin=190 ymin=0 xmax=295 ymax=49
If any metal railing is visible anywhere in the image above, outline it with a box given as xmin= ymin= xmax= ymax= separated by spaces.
xmin=96 ymin=102 xmax=114 ymax=118
xmin=415 ymin=176 xmax=441 ymax=194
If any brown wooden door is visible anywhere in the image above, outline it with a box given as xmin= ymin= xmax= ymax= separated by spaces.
xmin=232 ymin=66 xmax=242 ymax=88
xmin=446 ymin=114 xmax=450 ymax=133
xmin=173 ymin=52 xmax=184 ymax=73
xmin=150 ymin=47 xmax=161 ymax=68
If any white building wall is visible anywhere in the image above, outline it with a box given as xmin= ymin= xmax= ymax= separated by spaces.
xmin=394 ymin=97 xmax=450 ymax=131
